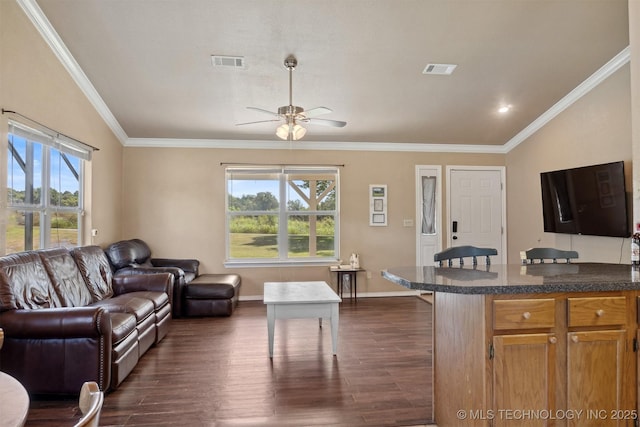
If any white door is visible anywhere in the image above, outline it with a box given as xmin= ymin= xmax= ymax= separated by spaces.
xmin=447 ymin=166 xmax=506 ymax=264
xmin=416 ymin=166 xmax=442 ymax=266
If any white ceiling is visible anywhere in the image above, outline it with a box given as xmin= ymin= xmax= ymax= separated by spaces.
xmin=31 ymin=0 xmax=630 ymax=148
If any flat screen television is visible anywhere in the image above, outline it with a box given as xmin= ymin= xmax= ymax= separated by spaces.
xmin=540 ymin=161 xmax=629 ymax=238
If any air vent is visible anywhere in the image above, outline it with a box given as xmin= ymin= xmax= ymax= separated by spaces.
xmin=211 ymin=55 xmax=245 ymax=69
xmin=422 ymin=63 xmax=457 ymax=75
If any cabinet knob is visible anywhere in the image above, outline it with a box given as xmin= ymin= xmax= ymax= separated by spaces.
xmin=595 ymin=309 xmax=605 ymax=317
xmin=549 ymin=336 xmax=557 ymax=344
xmin=522 ymin=312 xmax=531 ymax=320
xmin=571 ymin=335 xmax=579 ymax=343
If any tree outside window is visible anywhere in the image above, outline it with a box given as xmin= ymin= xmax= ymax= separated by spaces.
xmin=5 ymin=122 xmax=85 ymax=254
xmin=226 ymin=166 xmax=339 ymax=263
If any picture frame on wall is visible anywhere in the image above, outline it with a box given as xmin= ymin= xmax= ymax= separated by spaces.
xmin=372 ymin=213 xmax=385 ymax=224
xmin=369 ymin=184 xmax=387 ymax=226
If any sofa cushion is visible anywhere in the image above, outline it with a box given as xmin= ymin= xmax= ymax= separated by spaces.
xmin=0 ymin=252 xmax=62 ymax=310
xmin=92 ymin=294 xmax=155 ymax=323
xmin=124 ymin=291 xmax=169 ymax=310
xmin=71 ymin=246 xmax=114 ymax=301
xmin=110 ymin=312 xmax=137 ymax=346
xmin=38 ymin=248 xmax=93 ymax=307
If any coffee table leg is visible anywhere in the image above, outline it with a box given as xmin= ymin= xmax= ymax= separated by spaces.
xmin=267 ymin=304 xmax=275 ymax=358
xmin=331 ymin=303 xmax=339 ymax=355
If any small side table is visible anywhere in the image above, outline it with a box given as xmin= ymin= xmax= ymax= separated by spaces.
xmin=329 ymin=266 xmax=364 ymax=301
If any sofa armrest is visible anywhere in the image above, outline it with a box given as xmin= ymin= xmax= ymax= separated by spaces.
xmin=112 ymin=272 xmax=174 ymax=296
xmin=0 ymin=306 xmax=111 ymax=339
xmin=0 ymin=307 xmax=113 ymax=394
xmin=151 ymin=258 xmax=200 ymax=275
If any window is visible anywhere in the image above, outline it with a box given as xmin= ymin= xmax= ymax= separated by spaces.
xmin=421 ymin=176 xmax=437 ymax=234
xmin=6 ymin=121 xmax=89 ymax=254
xmin=226 ymin=166 xmax=339 ymax=265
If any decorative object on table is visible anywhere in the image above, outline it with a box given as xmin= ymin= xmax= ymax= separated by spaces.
xmin=349 ymin=253 xmax=360 ymax=269
xmin=369 ymin=184 xmax=387 ymax=226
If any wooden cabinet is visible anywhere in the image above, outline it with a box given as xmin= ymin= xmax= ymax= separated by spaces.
xmin=565 ymin=296 xmax=628 ymax=427
xmin=491 ymin=295 xmax=631 ymax=427
xmin=492 ymin=333 xmax=556 ymax=427
xmin=433 ymin=291 xmax=637 ymax=427
xmin=566 ymin=330 xmax=625 ymax=427
xmin=491 ymin=298 xmax=557 ymax=427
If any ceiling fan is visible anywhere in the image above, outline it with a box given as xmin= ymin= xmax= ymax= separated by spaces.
xmin=236 ymin=55 xmax=347 ymax=140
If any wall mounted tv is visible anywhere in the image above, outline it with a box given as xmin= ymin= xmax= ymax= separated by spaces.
xmin=540 ymin=161 xmax=629 ymax=238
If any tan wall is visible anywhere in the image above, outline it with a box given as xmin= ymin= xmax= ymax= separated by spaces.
xmin=505 ymin=64 xmax=632 ymax=263
xmin=122 ymin=147 xmax=503 ymax=297
xmin=0 ymin=1 xmax=124 ymax=249
xmin=4 ymin=0 xmax=637 ymax=298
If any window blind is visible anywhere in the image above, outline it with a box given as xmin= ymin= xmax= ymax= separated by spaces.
xmin=9 ymin=120 xmax=94 ymax=161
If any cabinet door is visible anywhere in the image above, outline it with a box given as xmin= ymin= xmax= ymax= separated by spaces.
xmin=567 ymin=330 xmax=625 ymax=427
xmin=493 ymin=333 xmax=556 ymax=427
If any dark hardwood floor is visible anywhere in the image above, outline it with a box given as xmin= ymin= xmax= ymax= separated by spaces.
xmin=25 ymin=296 xmax=433 ymax=427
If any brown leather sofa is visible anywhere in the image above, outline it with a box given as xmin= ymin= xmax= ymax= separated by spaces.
xmin=0 ymin=246 xmax=173 ymax=394
xmin=105 ymin=239 xmax=240 ymax=317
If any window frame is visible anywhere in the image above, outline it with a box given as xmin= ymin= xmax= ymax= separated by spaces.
xmin=224 ymin=165 xmax=340 ymax=267
xmin=5 ymin=120 xmax=87 ymax=254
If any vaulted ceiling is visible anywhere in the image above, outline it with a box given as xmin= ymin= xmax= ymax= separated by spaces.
xmin=31 ymin=0 xmax=629 ymax=149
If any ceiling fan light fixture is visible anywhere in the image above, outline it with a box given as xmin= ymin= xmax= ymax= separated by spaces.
xmin=291 ymin=124 xmax=307 ymax=140
xmin=276 ymin=123 xmax=290 ymax=140
xmin=238 ymin=55 xmax=346 ymax=138
xmin=275 ymin=122 xmax=307 ymax=140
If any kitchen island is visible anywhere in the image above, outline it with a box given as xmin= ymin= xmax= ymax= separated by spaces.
xmin=382 ymin=263 xmax=640 ymax=427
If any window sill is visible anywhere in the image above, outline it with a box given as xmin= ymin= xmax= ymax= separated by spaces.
xmin=224 ymin=259 xmax=339 ymax=268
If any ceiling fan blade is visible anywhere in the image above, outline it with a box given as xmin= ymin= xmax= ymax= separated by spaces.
xmin=246 ymin=107 xmax=281 ymax=118
xmin=236 ymin=119 xmax=282 ymax=126
xmin=303 ymin=107 xmax=332 ymax=117
xmin=306 ymin=117 xmax=347 ymax=128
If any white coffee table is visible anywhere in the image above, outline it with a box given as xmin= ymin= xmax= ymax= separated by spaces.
xmin=263 ymin=281 xmax=342 ymax=358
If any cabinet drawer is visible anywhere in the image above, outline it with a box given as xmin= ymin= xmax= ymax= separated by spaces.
xmin=493 ymin=299 xmax=555 ymax=330
xmin=567 ymin=297 xmax=627 ymax=327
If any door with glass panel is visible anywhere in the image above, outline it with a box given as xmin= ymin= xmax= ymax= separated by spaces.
xmin=415 ymin=166 xmax=442 ymax=267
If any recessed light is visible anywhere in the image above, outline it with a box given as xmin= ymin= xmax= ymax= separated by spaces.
xmin=498 ymin=105 xmax=512 ymax=114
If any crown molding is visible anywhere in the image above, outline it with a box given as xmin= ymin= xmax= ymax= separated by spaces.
xmin=125 ymin=137 xmax=508 ymax=153
xmin=503 ymin=46 xmax=630 ymax=152
xmin=19 ymin=0 xmax=628 ymax=155
xmin=16 ymin=0 xmax=128 ymax=145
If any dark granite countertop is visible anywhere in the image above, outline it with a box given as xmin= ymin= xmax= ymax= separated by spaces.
xmin=382 ymin=263 xmax=640 ymax=295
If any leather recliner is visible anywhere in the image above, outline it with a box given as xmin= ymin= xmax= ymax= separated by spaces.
xmin=105 ymin=239 xmax=199 ymax=318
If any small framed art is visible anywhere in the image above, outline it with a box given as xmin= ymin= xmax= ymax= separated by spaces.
xmin=369 ymin=184 xmax=387 ymax=226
